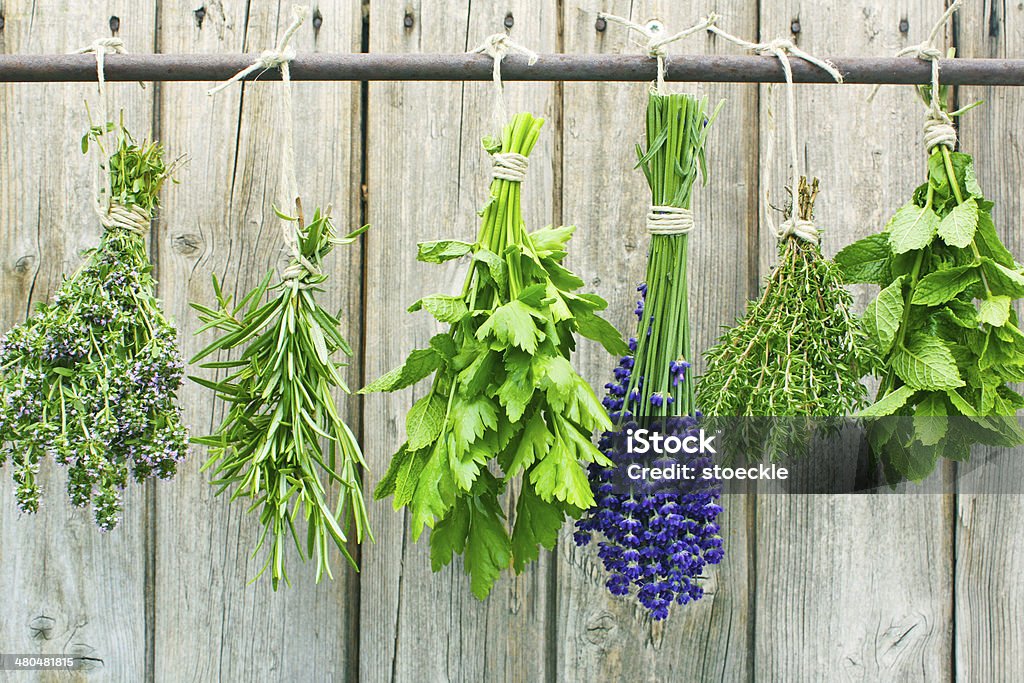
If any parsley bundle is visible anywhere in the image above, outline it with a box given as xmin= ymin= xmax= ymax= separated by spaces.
xmin=0 ymin=124 xmax=187 ymax=530
xmin=365 ymin=112 xmax=627 ymax=599
xmin=698 ymin=178 xmax=870 ymax=460
xmin=191 ymin=204 xmax=370 ymax=589
xmin=838 ymin=88 xmax=1024 ymax=483
xmin=575 ymin=93 xmax=724 ymax=620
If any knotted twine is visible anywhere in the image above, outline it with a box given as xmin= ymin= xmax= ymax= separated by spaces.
xmin=870 ymin=1 xmax=961 ymax=152
xmin=470 ymin=33 xmax=538 ymax=183
xmin=706 ymin=26 xmax=844 ymax=243
xmin=75 ymin=38 xmax=151 ymax=236
xmin=598 ymin=12 xmax=719 ymax=97
xmin=209 ymin=5 xmax=319 ymax=284
xmin=596 ymin=13 xmax=719 ymax=236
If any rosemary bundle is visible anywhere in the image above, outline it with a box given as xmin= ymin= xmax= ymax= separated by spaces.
xmin=838 ymin=88 xmax=1024 ymax=483
xmin=575 ymin=93 xmax=724 ymax=620
xmin=191 ymin=204 xmax=370 ymax=588
xmin=366 ymin=112 xmax=627 ymax=599
xmin=698 ymin=178 xmax=870 ymax=460
xmin=0 ymin=124 xmax=187 ymax=530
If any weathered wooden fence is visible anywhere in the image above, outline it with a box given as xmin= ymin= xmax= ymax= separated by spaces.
xmin=1 ymin=1 xmax=1021 ymax=681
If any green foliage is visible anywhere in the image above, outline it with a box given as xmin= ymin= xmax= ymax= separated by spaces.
xmin=841 ymin=134 xmax=1024 ymax=483
xmin=0 ymin=124 xmax=186 ymax=530
xmin=190 ymin=204 xmax=370 ymax=589
xmin=698 ymin=179 xmax=870 ymax=460
xmin=365 ymin=113 xmax=624 ymax=599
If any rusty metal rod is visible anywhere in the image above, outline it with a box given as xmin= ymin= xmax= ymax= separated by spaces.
xmin=0 ymin=53 xmax=1022 ymax=85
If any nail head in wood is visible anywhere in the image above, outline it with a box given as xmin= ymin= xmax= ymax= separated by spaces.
xmin=109 ymin=15 xmax=121 ymax=34
xmin=403 ymin=12 xmax=414 ymax=29
xmin=595 ymin=17 xmax=607 ymax=32
xmin=504 ymin=13 xmax=514 ymax=29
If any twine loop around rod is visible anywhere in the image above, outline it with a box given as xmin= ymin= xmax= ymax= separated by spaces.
xmin=646 ymin=206 xmax=694 ymax=235
xmin=706 ymin=26 xmax=840 ymax=243
xmin=491 ymin=152 xmax=529 ymax=182
xmin=871 ymin=1 xmax=961 ymax=151
xmin=597 ymin=12 xmax=719 ymax=93
xmin=207 ymin=6 xmax=309 ymax=96
xmin=471 ymin=33 xmax=538 ymax=131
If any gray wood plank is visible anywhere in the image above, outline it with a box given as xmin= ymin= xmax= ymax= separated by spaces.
xmin=360 ymin=2 xmax=559 ymax=681
xmin=955 ymin=2 xmax=1024 ymax=680
xmin=556 ymin=2 xmax=757 ymax=681
xmin=754 ymin=2 xmax=954 ymax=680
xmin=0 ymin=2 xmax=155 ymax=681
xmin=152 ymin=2 xmax=362 ymax=681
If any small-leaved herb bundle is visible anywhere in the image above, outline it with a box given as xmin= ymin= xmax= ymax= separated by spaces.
xmin=0 ymin=124 xmax=187 ymax=530
xmin=838 ymin=87 xmax=1024 ymax=483
xmin=575 ymin=93 xmax=724 ymax=620
xmin=698 ymin=178 xmax=870 ymax=460
xmin=366 ymin=112 xmax=627 ymax=599
xmin=191 ymin=203 xmax=370 ymax=589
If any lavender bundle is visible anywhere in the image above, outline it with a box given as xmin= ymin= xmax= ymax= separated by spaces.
xmin=575 ymin=93 xmax=724 ymax=620
xmin=0 ymin=125 xmax=187 ymax=529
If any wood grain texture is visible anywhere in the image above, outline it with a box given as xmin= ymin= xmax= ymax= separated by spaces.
xmin=0 ymin=2 xmax=155 ymax=681
xmin=360 ymin=2 xmax=558 ymax=682
xmin=754 ymin=2 xmax=954 ymax=680
xmin=955 ymin=1 xmax=1024 ymax=679
xmin=556 ymin=2 xmax=757 ymax=681
xmin=153 ymin=2 xmax=362 ymax=681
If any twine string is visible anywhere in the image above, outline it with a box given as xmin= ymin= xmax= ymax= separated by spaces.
xmin=471 ymin=33 xmax=538 ymax=134
xmin=597 ymin=12 xmax=719 ymax=94
xmin=870 ymin=1 xmax=961 ymax=151
xmin=707 ymin=27 xmax=843 ymax=243
xmin=491 ymin=151 xmax=529 ymax=182
xmin=646 ymin=206 xmax=694 ymax=235
xmin=209 ymin=5 xmax=318 ymax=282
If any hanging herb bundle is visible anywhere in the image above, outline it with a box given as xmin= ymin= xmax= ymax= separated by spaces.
xmin=0 ymin=124 xmax=187 ymax=530
xmin=190 ymin=5 xmax=370 ymax=589
xmin=837 ymin=82 xmax=1024 ymax=483
xmin=574 ymin=93 xmax=724 ymax=621
xmin=191 ymin=205 xmax=370 ymax=588
xmin=697 ymin=178 xmax=870 ymax=460
xmin=365 ymin=112 xmax=627 ymax=599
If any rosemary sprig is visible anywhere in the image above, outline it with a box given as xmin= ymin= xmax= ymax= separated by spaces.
xmin=190 ymin=202 xmax=370 ymax=589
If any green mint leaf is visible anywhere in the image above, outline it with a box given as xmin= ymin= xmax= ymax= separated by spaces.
xmin=834 ymin=233 xmax=892 ymax=285
xmin=573 ymin=307 xmax=630 ymax=355
xmin=936 ymin=198 xmax=979 ymax=248
xmin=409 ymin=294 xmax=469 ymax=323
xmin=374 ymin=444 xmax=409 ymax=500
xmin=417 ymin=240 xmax=473 ymax=263
xmin=360 ymin=347 xmax=441 ymax=394
xmin=914 ymin=393 xmax=948 ymax=446
xmin=472 ymin=248 xmax=508 ymax=291
xmin=980 ymin=259 xmax=1024 ymax=298
xmin=856 ymin=384 xmax=917 ymax=417
xmin=406 ymin=392 xmax=445 ymax=450
xmin=884 ymin=436 xmax=940 ymax=482
xmin=979 ymin=295 xmax=1012 ymax=327
xmin=911 ymin=265 xmax=980 ymax=306
xmin=974 ymin=212 xmax=1016 ymax=267
xmin=476 ymin=300 xmax=544 ymax=354
xmin=892 ymin=337 xmax=965 ymax=390
xmin=393 ymin=447 xmax=431 ymax=507
xmin=511 ymin=484 xmax=564 ymax=573
xmin=887 ymin=203 xmax=939 ymax=254
xmin=869 ymin=276 xmax=905 ymax=355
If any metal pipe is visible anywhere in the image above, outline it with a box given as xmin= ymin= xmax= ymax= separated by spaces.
xmin=0 ymin=53 xmax=1023 ymax=85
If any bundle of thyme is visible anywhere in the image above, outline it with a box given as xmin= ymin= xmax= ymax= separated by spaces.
xmin=698 ymin=178 xmax=870 ymax=460
xmin=191 ymin=203 xmax=370 ymax=589
xmin=0 ymin=124 xmax=187 ymax=530
xmin=575 ymin=93 xmax=724 ymax=620
xmin=366 ymin=112 xmax=627 ymax=599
